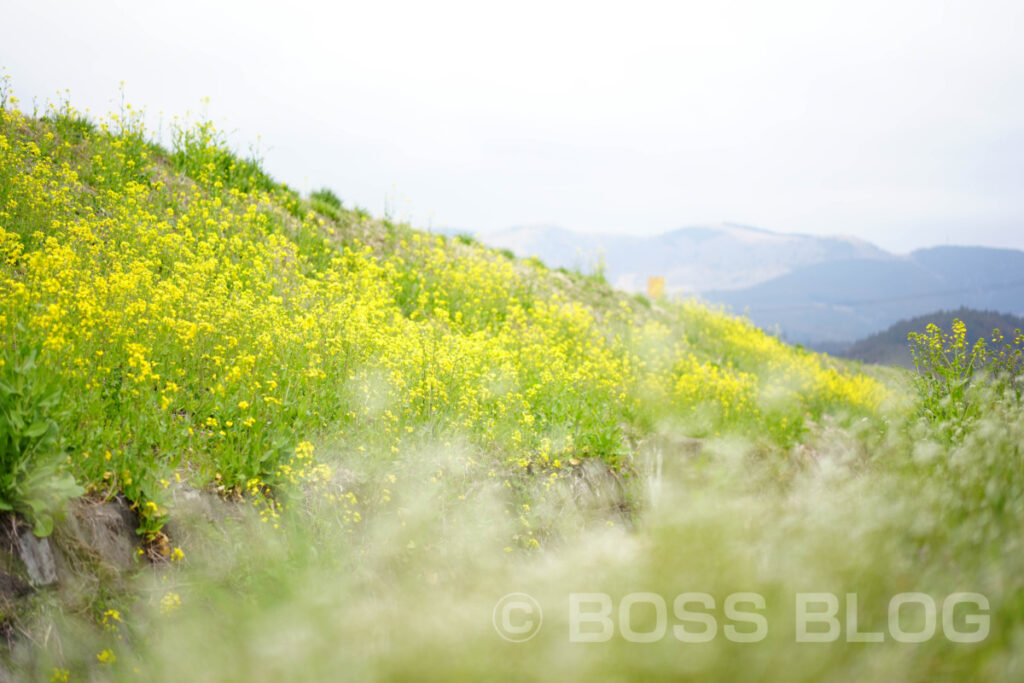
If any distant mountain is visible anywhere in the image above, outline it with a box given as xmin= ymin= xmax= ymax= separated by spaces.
xmin=832 ymin=308 xmax=1024 ymax=368
xmin=475 ymin=223 xmax=890 ymax=293
xmin=707 ymin=246 xmax=1024 ymax=344
xmin=464 ymin=223 xmax=1024 ymax=345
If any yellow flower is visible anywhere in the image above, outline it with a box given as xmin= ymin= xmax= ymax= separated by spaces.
xmin=160 ymin=591 xmax=182 ymax=614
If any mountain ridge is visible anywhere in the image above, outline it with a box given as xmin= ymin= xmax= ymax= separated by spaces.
xmin=461 ymin=223 xmax=1024 ymax=344
xmin=707 ymin=246 xmax=1024 ymax=344
xmin=471 ymin=222 xmax=892 ymax=294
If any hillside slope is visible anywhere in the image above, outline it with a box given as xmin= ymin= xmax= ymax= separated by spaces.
xmin=0 ymin=101 xmax=882 ymax=550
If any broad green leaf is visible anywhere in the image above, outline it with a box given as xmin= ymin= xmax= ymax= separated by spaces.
xmin=24 ymin=420 xmax=50 ymax=439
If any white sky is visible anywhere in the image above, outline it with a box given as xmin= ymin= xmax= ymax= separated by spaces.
xmin=2 ymin=0 xmax=1023 ymax=253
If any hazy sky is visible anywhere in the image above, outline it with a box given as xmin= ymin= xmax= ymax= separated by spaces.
xmin=3 ymin=0 xmax=1023 ymax=253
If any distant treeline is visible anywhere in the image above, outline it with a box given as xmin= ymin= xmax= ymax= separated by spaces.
xmin=830 ymin=307 xmax=1024 ymax=368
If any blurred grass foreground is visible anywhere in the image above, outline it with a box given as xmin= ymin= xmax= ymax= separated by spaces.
xmin=0 ymin=78 xmax=1023 ymax=680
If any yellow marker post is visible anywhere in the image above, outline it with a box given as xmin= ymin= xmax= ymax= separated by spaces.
xmin=647 ymin=276 xmax=665 ymax=300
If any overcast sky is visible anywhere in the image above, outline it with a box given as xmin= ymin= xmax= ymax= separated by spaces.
xmin=3 ymin=0 xmax=1023 ymax=253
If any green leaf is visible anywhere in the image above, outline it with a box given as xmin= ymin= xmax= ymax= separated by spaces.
xmin=24 ymin=420 xmax=50 ymax=438
xmin=31 ymin=514 xmax=54 ymax=538
xmin=50 ymin=472 xmax=84 ymax=499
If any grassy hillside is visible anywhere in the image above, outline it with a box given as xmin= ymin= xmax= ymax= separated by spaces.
xmin=0 ymin=97 xmax=881 ymax=544
xmin=1 ymin=87 xmax=1023 ymax=681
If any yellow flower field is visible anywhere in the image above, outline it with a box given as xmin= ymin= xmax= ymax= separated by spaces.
xmin=0 ymin=97 xmax=884 ymax=541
